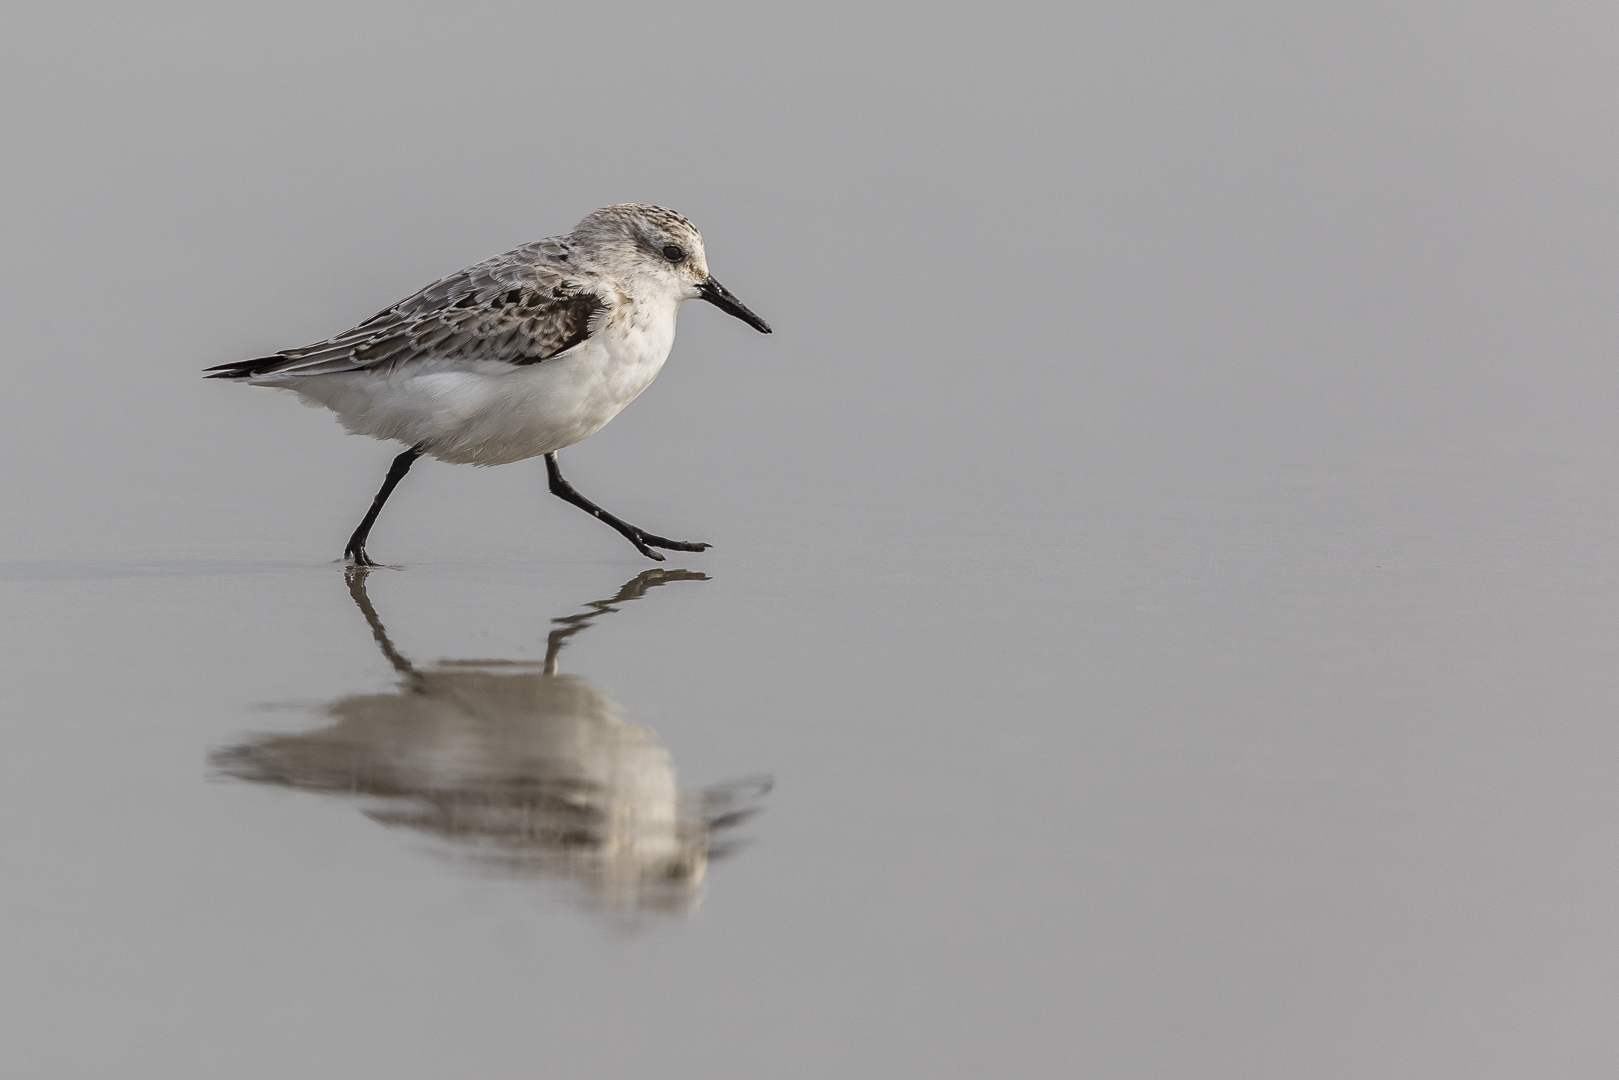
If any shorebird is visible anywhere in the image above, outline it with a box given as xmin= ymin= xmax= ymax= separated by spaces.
xmin=207 ymin=204 xmax=771 ymax=565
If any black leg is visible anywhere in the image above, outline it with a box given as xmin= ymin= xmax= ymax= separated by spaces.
xmin=345 ymin=445 xmax=423 ymax=567
xmin=545 ymin=452 xmax=710 ymax=562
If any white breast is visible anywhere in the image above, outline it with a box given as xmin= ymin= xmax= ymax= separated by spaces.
xmin=272 ymin=303 xmax=680 ymax=466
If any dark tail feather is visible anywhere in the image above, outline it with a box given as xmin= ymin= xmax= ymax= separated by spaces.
xmin=204 ymin=356 xmax=285 ymax=380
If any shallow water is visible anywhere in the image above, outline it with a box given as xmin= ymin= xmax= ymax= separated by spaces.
xmin=6 ymin=2 xmax=1619 ymax=1076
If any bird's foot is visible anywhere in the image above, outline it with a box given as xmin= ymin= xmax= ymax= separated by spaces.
xmin=624 ymin=531 xmax=711 ymax=561
xmin=344 ymin=546 xmax=381 ymax=568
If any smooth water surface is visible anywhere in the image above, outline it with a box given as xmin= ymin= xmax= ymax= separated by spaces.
xmin=5 ymin=2 xmax=1619 ymax=1076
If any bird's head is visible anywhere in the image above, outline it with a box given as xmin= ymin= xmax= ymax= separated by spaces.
xmin=570 ymin=204 xmax=772 ymax=333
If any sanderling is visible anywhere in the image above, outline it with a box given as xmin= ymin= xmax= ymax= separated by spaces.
xmin=207 ymin=204 xmax=771 ymax=565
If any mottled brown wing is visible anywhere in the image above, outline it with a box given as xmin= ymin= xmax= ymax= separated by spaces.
xmin=207 ymin=239 xmax=608 ymax=379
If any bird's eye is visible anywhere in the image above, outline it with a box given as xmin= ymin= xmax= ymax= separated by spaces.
xmin=662 ymin=244 xmax=685 ymax=262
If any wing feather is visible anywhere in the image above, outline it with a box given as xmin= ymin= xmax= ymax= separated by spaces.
xmin=206 ymin=239 xmax=605 ymax=380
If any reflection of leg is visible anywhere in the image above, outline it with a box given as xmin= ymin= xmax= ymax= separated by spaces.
xmin=606 ymin=568 xmax=711 ymax=605
xmin=345 ymin=446 xmax=423 ymax=567
xmin=344 ymin=567 xmax=417 ymax=678
xmin=543 ymin=568 xmax=710 ymax=671
xmin=544 ymin=452 xmax=710 ymax=562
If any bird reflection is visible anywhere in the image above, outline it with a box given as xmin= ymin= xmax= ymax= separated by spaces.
xmin=213 ymin=569 xmax=767 ymax=916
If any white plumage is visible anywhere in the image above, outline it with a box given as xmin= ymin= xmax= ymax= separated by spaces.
xmin=278 ymin=317 xmax=677 ymax=467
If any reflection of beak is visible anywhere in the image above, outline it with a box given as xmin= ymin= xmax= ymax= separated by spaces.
xmin=697 ymin=276 xmax=773 ymax=334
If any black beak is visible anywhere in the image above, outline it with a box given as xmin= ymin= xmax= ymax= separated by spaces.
xmin=698 ymin=276 xmax=773 ymax=334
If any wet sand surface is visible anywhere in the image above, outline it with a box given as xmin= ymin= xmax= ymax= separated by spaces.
xmin=5 ymin=3 xmax=1619 ymax=1076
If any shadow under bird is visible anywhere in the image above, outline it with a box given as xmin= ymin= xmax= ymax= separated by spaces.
xmin=207 ymin=204 xmax=772 ymax=565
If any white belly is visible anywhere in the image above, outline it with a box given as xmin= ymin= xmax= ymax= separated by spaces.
xmin=262 ymin=317 xmax=676 ymax=466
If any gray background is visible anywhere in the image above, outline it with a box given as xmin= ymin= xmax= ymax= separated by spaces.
xmin=4 ymin=1 xmax=1619 ymax=1076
